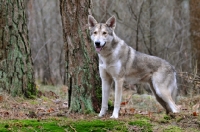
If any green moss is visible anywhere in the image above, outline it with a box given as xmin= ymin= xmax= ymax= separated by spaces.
xmin=29 ymin=100 xmax=38 ymax=105
xmin=26 ymin=82 xmax=36 ymax=98
xmin=96 ymin=86 xmax=102 ymax=100
xmin=68 ymin=120 xmax=127 ymax=132
xmin=163 ymin=115 xmax=171 ymax=120
xmin=156 ymin=114 xmax=173 ymax=124
xmin=0 ymin=119 xmax=127 ymax=132
xmin=158 ymin=119 xmax=169 ymax=123
xmin=129 ymin=119 xmax=153 ymax=132
xmin=0 ymin=119 xmax=66 ymax=132
xmin=163 ymin=126 xmax=182 ymax=132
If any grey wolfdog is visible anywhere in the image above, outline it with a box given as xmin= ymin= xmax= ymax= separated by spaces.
xmin=88 ymin=15 xmax=180 ymax=118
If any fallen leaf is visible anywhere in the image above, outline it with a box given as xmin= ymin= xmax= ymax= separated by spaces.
xmin=121 ymin=101 xmax=128 ymax=106
xmin=47 ymin=108 xmax=55 ymax=113
xmin=0 ymin=95 xmax=3 ymax=102
xmin=129 ymin=108 xmax=135 ymax=113
xmin=193 ymin=111 xmax=198 ymax=116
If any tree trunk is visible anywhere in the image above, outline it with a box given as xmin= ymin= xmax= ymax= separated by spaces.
xmin=190 ymin=0 xmax=200 ymax=73
xmin=60 ymin=0 xmax=101 ymax=112
xmin=0 ymin=0 xmax=36 ymax=97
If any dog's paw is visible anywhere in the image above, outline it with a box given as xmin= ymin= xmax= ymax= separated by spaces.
xmin=98 ymin=113 xmax=104 ymax=117
xmin=98 ymin=111 xmax=106 ymax=117
xmin=110 ymin=107 xmax=119 ymax=119
xmin=110 ymin=114 xmax=118 ymax=119
xmin=98 ymin=108 xmax=107 ymax=117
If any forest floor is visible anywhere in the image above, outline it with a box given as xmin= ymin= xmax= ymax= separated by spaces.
xmin=0 ymin=85 xmax=200 ymax=132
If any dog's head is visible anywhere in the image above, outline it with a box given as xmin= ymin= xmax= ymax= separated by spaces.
xmin=88 ymin=15 xmax=116 ymax=53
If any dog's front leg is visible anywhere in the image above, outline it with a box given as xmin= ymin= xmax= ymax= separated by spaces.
xmin=110 ymin=78 xmax=124 ymax=118
xmin=99 ymin=69 xmax=112 ymax=117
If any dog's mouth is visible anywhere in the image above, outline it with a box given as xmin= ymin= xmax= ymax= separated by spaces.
xmin=96 ymin=43 xmax=106 ymax=52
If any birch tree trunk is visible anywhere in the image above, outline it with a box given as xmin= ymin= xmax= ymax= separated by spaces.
xmin=0 ymin=0 xmax=36 ymax=97
xmin=60 ymin=0 xmax=101 ymax=112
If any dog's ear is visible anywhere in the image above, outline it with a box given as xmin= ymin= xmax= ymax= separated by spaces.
xmin=106 ymin=16 xmax=116 ymax=29
xmin=88 ymin=15 xmax=97 ymax=29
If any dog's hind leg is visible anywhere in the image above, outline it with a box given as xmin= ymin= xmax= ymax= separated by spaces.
xmin=171 ymin=76 xmax=178 ymax=103
xmin=99 ymin=70 xmax=112 ymax=117
xmin=150 ymin=72 xmax=179 ymax=114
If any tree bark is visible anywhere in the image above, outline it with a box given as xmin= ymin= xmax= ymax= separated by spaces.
xmin=60 ymin=0 xmax=101 ymax=112
xmin=190 ymin=0 xmax=200 ymax=73
xmin=0 ymin=0 xmax=36 ymax=97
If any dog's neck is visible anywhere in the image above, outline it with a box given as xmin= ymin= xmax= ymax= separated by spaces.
xmin=112 ymin=32 xmax=121 ymax=43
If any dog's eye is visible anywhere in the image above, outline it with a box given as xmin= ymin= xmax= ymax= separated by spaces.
xmin=103 ymin=32 xmax=107 ymax=35
xmin=94 ymin=31 xmax=97 ymax=34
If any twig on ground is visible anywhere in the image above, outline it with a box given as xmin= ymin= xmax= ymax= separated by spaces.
xmin=69 ymin=125 xmax=77 ymax=132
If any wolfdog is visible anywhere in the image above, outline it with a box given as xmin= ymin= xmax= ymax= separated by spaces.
xmin=88 ymin=15 xmax=180 ymax=118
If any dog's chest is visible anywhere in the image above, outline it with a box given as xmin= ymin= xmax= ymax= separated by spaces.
xmin=99 ymin=56 xmax=122 ymax=75
xmin=99 ymin=58 xmax=107 ymax=69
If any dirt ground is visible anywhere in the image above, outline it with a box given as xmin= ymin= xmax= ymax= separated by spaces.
xmin=0 ymin=85 xmax=200 ymax=131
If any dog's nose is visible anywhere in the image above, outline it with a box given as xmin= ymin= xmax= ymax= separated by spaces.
xmin=95 ymin=41 xmax=100 ymax=47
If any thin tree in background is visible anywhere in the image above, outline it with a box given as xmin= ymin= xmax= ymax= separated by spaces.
xmin=60 ymin=0 xmax=101 ymax=112
xmin=190 ymin=0 xmax=200 ymax=73
xmin=27 ymin=0 xmax=65 ymax=85
xmin=0 ymin=0 xmax=36 ymax=97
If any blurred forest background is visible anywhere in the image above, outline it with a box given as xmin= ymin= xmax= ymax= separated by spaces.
xmin=27 ymin=0 xmax=199 ymax=95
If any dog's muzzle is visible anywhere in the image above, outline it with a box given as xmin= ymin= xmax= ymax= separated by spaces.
xmin=95 ymin=41 xmax=106 ymax=52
